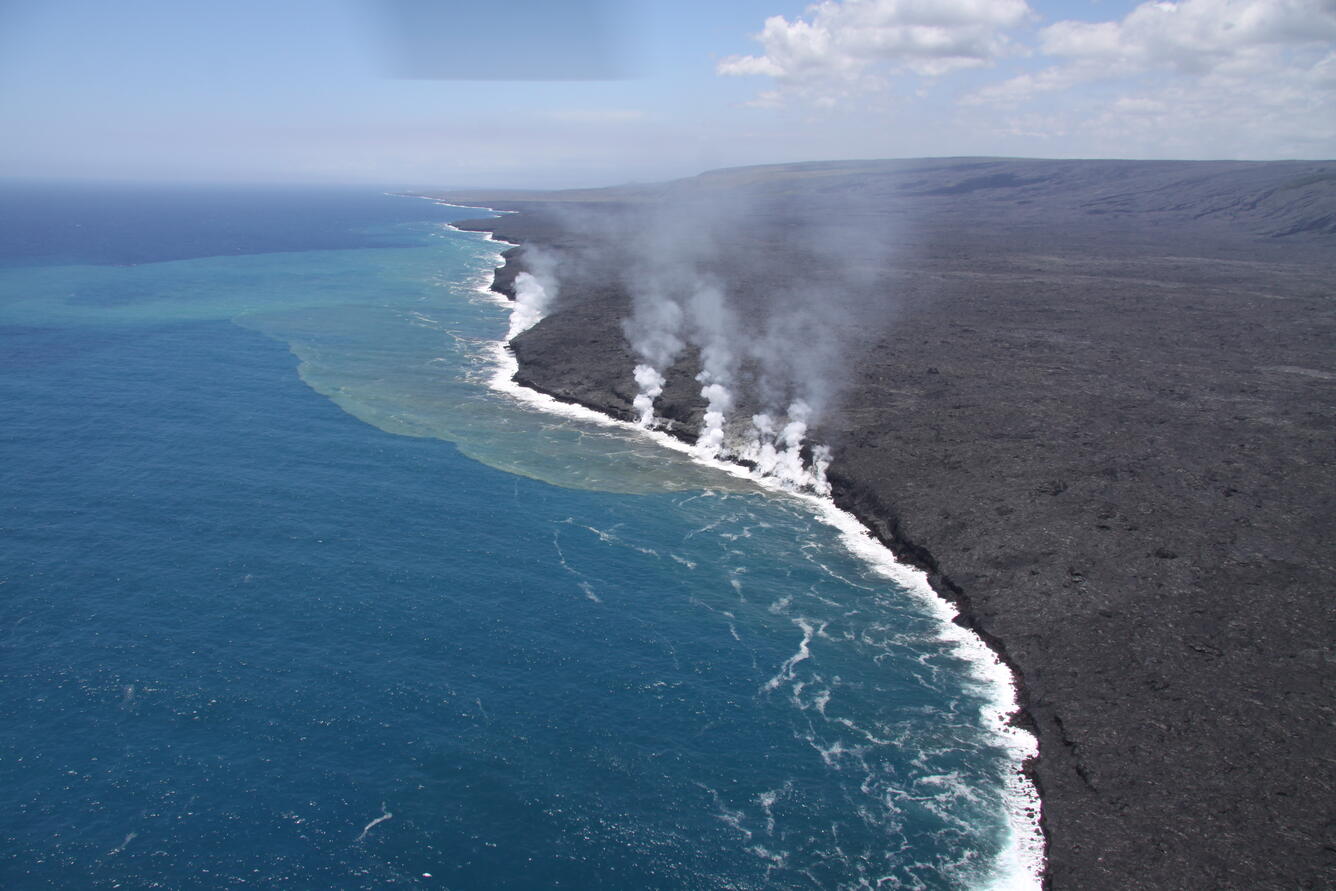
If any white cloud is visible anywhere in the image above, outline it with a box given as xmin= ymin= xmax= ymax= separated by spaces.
xmin=971 ymin=0 xmax=1336 ymax=156
xmin=722 ymin=0 xmax=1336 ymax=158
xmin=1041 ymin=0 xmax=1336 ymax=72
xmin=1079 ymin=44 xmax=1336 ymax=157
xmin=718 ymin=0 xmax=1033 ymax=103
xmin=960 ymin=66 xmax=1078 ymax=105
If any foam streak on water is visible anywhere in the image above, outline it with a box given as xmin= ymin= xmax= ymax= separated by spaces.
xmin=462 ymin=212 xmax=1045 ymax=890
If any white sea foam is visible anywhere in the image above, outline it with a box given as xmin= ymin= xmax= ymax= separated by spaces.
xmin=355 ymin=802 xmax=393 ymax=843
xmin=107 ymin=831 xmax=137 ymax=855
xmin=437 ymin=212 xmax=519 ymax=300
xmin=763 ymin=618 xmax=822 ymax=693
xmin=448 ymin=220 xmax=1045 ymax=891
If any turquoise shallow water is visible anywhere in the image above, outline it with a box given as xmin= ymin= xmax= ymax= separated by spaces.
xmin=0 ymin=186 xmax=1033 ymax=889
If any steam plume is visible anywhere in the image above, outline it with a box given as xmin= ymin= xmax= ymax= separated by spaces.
xmin=532 ymin=176 xmax=900 ymax=494
xmin=738 ymin=401 xmax=831 ymax=495
xmin=633 ymin=364 xmax=667 ymax=426
xmin=623 ymin=289 xmax=684 ymax=426
xmin=687 ymin=281 xmax=738 ymax=458
xmin=507 ymin=250 xmax=559 ymax=339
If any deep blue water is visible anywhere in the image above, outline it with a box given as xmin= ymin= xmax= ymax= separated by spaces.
xmin=0 ymin=186 xmax=1033 ymax=889
xmin=0 ymin=181 xmax=445 ymax=267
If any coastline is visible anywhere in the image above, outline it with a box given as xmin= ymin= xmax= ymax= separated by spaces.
xmin=446 ymin=207 xmax=1047 ymax=889
xmin=422 ymin=160 xmax=1336 ymax=890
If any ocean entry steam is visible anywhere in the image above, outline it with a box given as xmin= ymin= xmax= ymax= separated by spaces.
xmin=1 ymin=185 xmax=1039 ymax=889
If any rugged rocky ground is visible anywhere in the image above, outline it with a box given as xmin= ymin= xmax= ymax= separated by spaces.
xmin=431 ymin=158 xmax=1336 ymax=890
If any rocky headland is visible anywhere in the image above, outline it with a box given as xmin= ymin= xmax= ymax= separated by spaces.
xmin=426 ymin=158 xmax=1336 ymax=890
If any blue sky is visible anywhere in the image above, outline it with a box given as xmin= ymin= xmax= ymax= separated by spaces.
xmin=1 ymin=0 xmax=1332 ymax=187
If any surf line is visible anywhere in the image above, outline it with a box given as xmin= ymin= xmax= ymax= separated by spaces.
xmin=450 ymin=218 xmax=1047 ymax=891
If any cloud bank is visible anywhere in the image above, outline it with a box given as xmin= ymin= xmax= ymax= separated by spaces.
xmin=718 ymin=0 xmax=1032 ymax=104
xmin=721 ymin=0 xmax=1336 ymax=157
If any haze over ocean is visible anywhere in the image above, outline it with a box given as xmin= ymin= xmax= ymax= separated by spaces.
xmin=0 ymin=185 xmax=1034 ymax=889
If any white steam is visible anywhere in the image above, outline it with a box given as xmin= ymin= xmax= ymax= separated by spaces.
xmin=625 ymin=274 xmax=836 ymax=493
xmin=623 ymin=279 xmax=685 ymax=427
xmin=696 ymin=377 xmax=733 ymax=457
xmin=688 ymin=282 xmax=738 ymax=459
xmin=632 ymin=364 xmax=667 ymax=426
xmin=738 ymin=401 xmax=831 ymax=496
xmin=549 ymin=184 xmax=897 ymax=495
xmin=507 ymin=272 xmax=549 ymax=338
xmin=619 ymin=242 xmax=839 ymax=493
xmin=507 ymin=250 xmax=559 ymax=340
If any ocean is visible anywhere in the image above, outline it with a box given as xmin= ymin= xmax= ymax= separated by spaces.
xmin=0 ymin=183 xmax=1039 ymax=889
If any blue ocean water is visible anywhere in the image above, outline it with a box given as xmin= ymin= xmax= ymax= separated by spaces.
xmin=0 ymin=186 xmax=1036 ymax=889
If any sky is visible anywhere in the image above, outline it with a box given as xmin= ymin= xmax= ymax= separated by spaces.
xmin=1 ymin=0 xmax=1332 ymax=188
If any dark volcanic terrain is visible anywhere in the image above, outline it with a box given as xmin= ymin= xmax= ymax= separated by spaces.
xmin=431 ymin=158 xmax=1336 ymax=890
